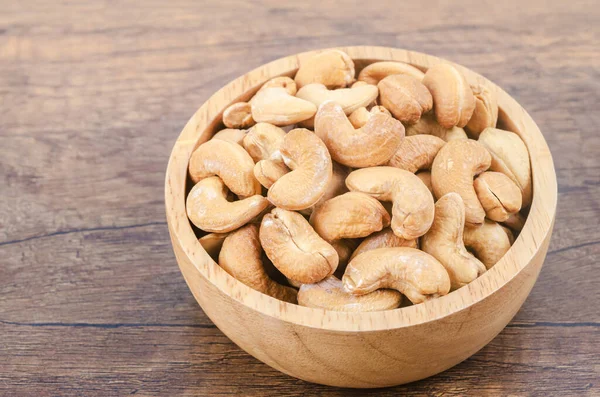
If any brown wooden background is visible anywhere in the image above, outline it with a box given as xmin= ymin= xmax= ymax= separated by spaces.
xmin=1 ymin=1 xmax=599 ymax=395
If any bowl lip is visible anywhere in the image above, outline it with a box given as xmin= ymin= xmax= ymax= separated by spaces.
xmin=165 ymin=46 xmax=557 ymax=332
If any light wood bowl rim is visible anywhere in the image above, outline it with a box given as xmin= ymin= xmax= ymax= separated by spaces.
xmin=165 ymin=46 xmax=557 ymax=332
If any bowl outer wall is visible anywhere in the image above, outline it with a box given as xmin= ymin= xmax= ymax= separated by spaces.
xmin=164 ymin=46 xmax=557 ymax=387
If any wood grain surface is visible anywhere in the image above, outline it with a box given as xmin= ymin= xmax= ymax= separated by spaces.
xmin=1 ymin=0 xmax=598 ymax=395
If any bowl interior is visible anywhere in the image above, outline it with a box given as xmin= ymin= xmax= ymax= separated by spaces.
xmin=165 ymin=46 xmax=557 ymax=332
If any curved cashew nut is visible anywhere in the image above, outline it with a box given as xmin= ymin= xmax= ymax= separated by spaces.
xmin=310 ymin=192 xmax=390 ymax=241
xmin=254 ymin=160 xmax=289 ymax=189
xmin=314 ymin=101 xmax=404 ymax=167
xmin=295 ymin=49 xmax=355 ymax=89
xmin=219 ymin=224 xmax=297 ymax=303
xmin=465 ymin=83 xmax=498 ymax=138
xmin=345 ymin=167 xmax=434 ymax=239
xmin=186 ymin=177 xmax=270 ymax=233
xmin=406 ymin=112 xmax=468 ymax=141
xmin=479 ymin=127 xmax=532 ymax=207
xmin=296 ymin=83 xmax=379 ymax=115
xmin=222 ymin=102 xmax=255 ymax=129
xmin=199 ymin=232 xmax=229 ymax=259
xmin=388 ymin=135 xmax=446 ymax=173
xmin=259 ymin=208 xmax=338 ymax=284
xmin=422 ymin=63 xmax=476 ymax=128
xmin=350 ymin=228 xmax=418 ymax=261
xmin=416 ymin=171 xmax=433 ymax=194
xmin=267 ymin=128 xmax=332 ymax=210
xmin=242 ymin=122 xmax=286 ymax=162
xmin=421 ymin=193 xmax=486 ymax=290
xmin=474 ymin=171 xmax=522 ymax=222
xmin=348 ymin=106 xmax=391 ymax=129
xmin=431 ymin=139 xmax=491 ymax=226
xmin=212 ymin=128 xmax=247 ymax=146
xmin=378 ymin=75 xmax=433 ymax=124
xmin=257 ymin=76 xmax=297 ymax=96
xmin=251 ymin=87 xmax=317 ymax=126
xmin=342 ymin=247 xmax=451 ymax=304
xmin=188 ymin=139 xmax=261 ymax=197
xmin=357 ymin=61 xmax=425 ymax=84
xmin=464 ymin=220 xmax=513 ymax=269
xmin=298 ymin=276 xmax=401 ymax=312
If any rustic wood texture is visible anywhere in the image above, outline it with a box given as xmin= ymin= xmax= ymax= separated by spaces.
xmin=0 ymin=0 xmax=598 ymax=395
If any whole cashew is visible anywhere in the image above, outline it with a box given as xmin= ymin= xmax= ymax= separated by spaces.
xmin=465 ymin=83 xmax=498 ymax=138
xmin=348 ymin=106 xmax=391 ymax=129
xmin=310 ymin=192 xmax=390 ymax=241
xmin=314 ymin=101 xmax=404 ymax=167
xmin=222 ymin=102 xmax=255 ymax=129
xmin=212 ymin=128 xmax=247 ymax=146
xmin=260 ymin=208 xmax=338 ymax=284
xmin=254 ymin=160 xmax=289 ymax=189
xmin=474 ymin=171 xmax=522 ymax=222
xmin=345 ymin=167 xmax=434 ymax=239
xmin=242 ymin=122 xmax=286 ymax=162
xmin=421 ymin=193 xmax=486 ymax=290
xmin=219 ymin=224 xmax=297 ymax=303
xmin=342 ymin=247 xmax=451 ymax=304
xmin=198 ymin=232 xmax=229 ymax=259
xmin=357 ymin=61 xmax=425 ymax=84
xmin=296 ymin=83 xmax=379 ymax=115
xmin=422 ymin=63 xmax=476 ymax=128
xmin=416 ymin=171 xmax=433 ymax=194
xmin=298 ymin=276 xmax=402 ymax=312
xmin=464 ymin=220 xmax=513 ymax=269
xmin=349 ymin=228 xmax=418 ymax=261
xmin=267 ymin=128 xmax=332 ymax=210
xmin=188 ymin=139 xmax=261 ymax=197
xmin=295 ymin=49 xmax=355 ymax=89
xmin=431 ymin=139 xmax=492 ymax=226
xmin=388 ymin=135 xmax=445 ymax=173
xmin=378 ymin=75 xmax=433 ymax=124
xmin=479 ymin=127 xmax=532 ymax=207
xmin=257 ymin=76 xmax=297 ymax=96
xmin=186 ymin=177 xmax=270 ymax=233
xmin=406 ymin=112 xmax=468 ymax=141
xmin=251 ymin=87 xmax=317 ymax=126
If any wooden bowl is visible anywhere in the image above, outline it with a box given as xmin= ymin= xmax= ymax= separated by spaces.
xmin=165 ymin=46 xmax=557 ymax=388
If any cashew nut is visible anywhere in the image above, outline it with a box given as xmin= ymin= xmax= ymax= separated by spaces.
xmin=406 ymin=112 xmax=468 ymax=142
xmin=422 ymin=63 xmax=475 ymax=128
xmin=416 ymin=171 xmax=433 ymax=194
xmin=345 ymin=167 xmax=434 ymax=239
xmin=421 ymin=193 xmax=486 ymax=290
xmin=254 ymin=160 xmax=289 ymax=189
xmin=479 ymin=127 xmax=532 ymax=207
xmin=350 ymin=228 xmax=418 ymax=261
xmin=219 ymin=224 xmax=297 ymax=303
xmin=251 ymin=87 xmax=317 ymax=126
xmin=186 ymin=177 xmax=270 ymax=233
xmin=388 ymin=135 xmax=445 ymax=173
xmin=259 ymin=208 xmax=338 ymax=284
xmin=188 ymin=139 xmax=261 ymax=197
xmin=298 ymin=276 xmax=402 ymax=312
xmin=357 ymin=61 xmax=425 ymax=85
xmin=296 ymin=83 xmax=379 ymax=115
xmin=242 ymin=122 xmax=286 ymax=162
xmin=378 ymin=74 xmax=433 ymax=124
xmin=267 ymin=128 xmax=332 ymax=210
xmin=342 ymin=247 xmax=451 ymax=304
xmin=310 ymin=192 xmax=390 ymax=241
xmin=464 ymin=220 xmax=512 ymax=269
xmin=295 ymin=49 xmax=355 ymax=89
xmin=198 ymin=232 xmax=229 ymax=259
xmin=431 ymin=139 xmax=491 ymax=226
xmin=222 ymin=102 xmax=255 ymax=129
xmin=502 ymin=211 xmax=526 ymax=233
xmin=314 ymin=101 xmax=404 ymax=167
xmin=465 ymin=83 xmax=498 ymax=138
xmin=474 ymin=171 xmax=522 ymax=222
xmin=212 ymin=128 xmax=247 ymax=146
xmin=348 ymin=106 xmax=391 ymax=129
xmin=257 ymin=76 xmax=297 ymax=96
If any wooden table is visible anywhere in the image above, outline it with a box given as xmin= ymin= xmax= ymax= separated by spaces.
xmin=1 ymin=1 xmax=598 ymax=395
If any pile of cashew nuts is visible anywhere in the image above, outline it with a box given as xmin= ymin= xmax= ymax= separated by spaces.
xmin=186 ymin=49 xmax=532 ymax=312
